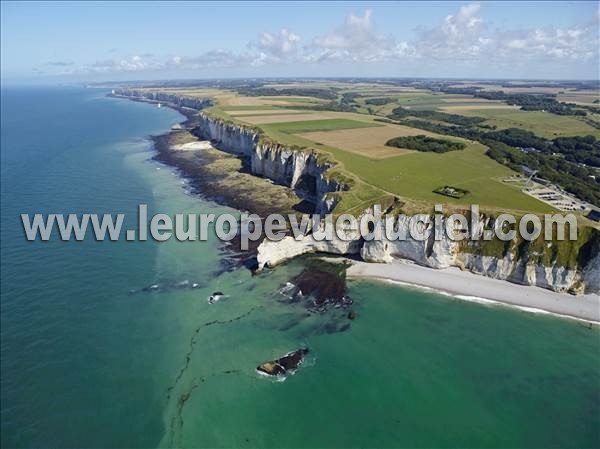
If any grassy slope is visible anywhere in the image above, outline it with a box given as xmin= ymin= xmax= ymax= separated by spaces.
xmin=323 ymin=142 xmax=554 ymax=213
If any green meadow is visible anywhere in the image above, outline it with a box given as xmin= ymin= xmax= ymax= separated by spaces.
xmin=262 ymin=118 xmax=380 ymax=134
xmin=324 ymin=142 xmax=554 ymax=213
xmin=255 ymin=117 xmax=551 ymax=213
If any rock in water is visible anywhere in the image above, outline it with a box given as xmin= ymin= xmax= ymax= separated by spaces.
xmin=257 ymin=348 xmax=309 ymax=377
xmin=256 ymin=361 xmax=286 ymax=376
xmin=347 ymin=310 xmax=358 ymax=320
xmin=208 ymin=292 xmax=225 ymax=304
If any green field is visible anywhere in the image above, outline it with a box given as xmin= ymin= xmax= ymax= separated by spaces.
xmin=219 ymin=105 xmax=287 ymax=111
xmin=253 ymin=117 xmax=552 ymax=213
xmin=458 ymin=108 xmax=600 ymax=139
xmin=324 ymin=142 xmax=554 ymax=213
xmin=261 ymin=118 xmax=380 ymax=135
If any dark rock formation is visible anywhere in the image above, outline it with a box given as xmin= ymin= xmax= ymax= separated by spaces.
xmin=256 ymin=348 xmax=309 ymax=376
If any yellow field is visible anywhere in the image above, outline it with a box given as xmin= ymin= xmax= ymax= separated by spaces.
xmin=297 ymin=123 xmax=456 ymax=159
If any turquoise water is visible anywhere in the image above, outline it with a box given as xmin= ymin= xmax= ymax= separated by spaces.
xmin=1 ymin=86 xmax=598 ymax=448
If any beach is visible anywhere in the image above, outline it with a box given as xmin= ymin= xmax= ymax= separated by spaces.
xmin=347 ymin=260 xmax=600 ymax=323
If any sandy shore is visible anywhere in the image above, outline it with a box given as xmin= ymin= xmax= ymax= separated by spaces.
xmin=347 ymin=260 xmax=600 ymax=323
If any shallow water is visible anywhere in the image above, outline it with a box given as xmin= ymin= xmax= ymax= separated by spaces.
xmin=1 ymin=86 xmax=598 ymax=448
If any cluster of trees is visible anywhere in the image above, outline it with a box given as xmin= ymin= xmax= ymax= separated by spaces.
xmin=475 ymin=129 xmax=600 ymax=167
xmin=365 ymin=97 xmax=396 ymax=106
xmin=386 ymin=135 xmax=465 ymax=153
xmin=389 ymin=106 xmax=487 ymax=126
xmin=477 ymin=91 xmax=586 ymax=116
xmin=485 ymin=141 xmax=600 ymax=206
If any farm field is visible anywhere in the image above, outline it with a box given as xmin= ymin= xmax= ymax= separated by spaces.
xmin=360 ymin=91 xmax=600 ymax=139
xmin=453 ymin=108 xmax=600 ymax=138
xmin=556 ymin=90 xmax=600 ymax=106
xmin=260 ymin=118 xmax=380 ymax=134
xmin=249 ymin=115 xmax=553 ymax=213
xmin=297 ymin=123 xmax=445 ymax=159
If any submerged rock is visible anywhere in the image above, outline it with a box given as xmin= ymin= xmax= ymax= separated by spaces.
xmin=347 ymin=310 xmax=358 ymax=320
xmin=256 ymin=348 xmax=309 ymax=377
xmin=278 ymin=282 xmax=303 ymax=303
xmin=208 ymin=292 xmax=225 ymax=304
xmin=288 ymin=259 xmax=351 ymax=312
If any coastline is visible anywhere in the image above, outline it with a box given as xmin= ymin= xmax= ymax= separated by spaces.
xmin=109 ymin=92 xmax=599 ymax=324
xmin=347 ymin=259 xmax=600 ymax=323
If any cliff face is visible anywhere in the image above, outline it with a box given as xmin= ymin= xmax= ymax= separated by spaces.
xmin=194 ymin=114 xmax=346 ymax=214
xmin=359 ymin=216 xmax=599 ymax=294
xmin=258 ymin=212 xmax=600 ymax=294
xmin=113 ymin=88 xmax=212 ymax=110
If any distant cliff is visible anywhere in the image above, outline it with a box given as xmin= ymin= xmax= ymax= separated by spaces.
xmin=113 ymin=88 xmax=212 ymax=110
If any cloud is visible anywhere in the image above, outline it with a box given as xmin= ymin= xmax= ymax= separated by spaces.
xmin=87 ymin=55 xmax=163 ymax=72
xmin=45 ymin=61 xmax=74 ymax=67
xmin=415 ymin=3 xmax=489 ymax=59
xmin=414 ymin=2 xmax=598 ymax=62
xmin=494 ymin=24 xmax=598 ymax=61
xmin=250 ymin=28 xmax=300 ymax=61
xmin=307 ymin=9 xmax=414 ymax=62
xmin=59 ymin=50 xmax=252 ymax=75
xmin=37 ymin=4 xmax=599 ymax=77
xmin=168 ymin=50 xmax=253 ymax=69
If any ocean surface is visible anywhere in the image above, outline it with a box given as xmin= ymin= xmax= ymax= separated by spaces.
xmin=1 ymin=86 xmax=598 ymax=448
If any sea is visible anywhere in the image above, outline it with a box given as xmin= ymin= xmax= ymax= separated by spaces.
xmin=1 ymin=86 xmax=598 ymax=448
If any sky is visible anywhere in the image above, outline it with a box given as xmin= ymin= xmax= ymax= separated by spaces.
xmin=1 ymin=1 xmax=599 ymax=83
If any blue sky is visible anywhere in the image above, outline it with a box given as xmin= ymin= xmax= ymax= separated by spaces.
xmin=1 ymin=1 xmax=599 ymax=83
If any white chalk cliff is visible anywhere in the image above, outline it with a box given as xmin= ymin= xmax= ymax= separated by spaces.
xmin=194 ymin=114 xmax=347 ymax=214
